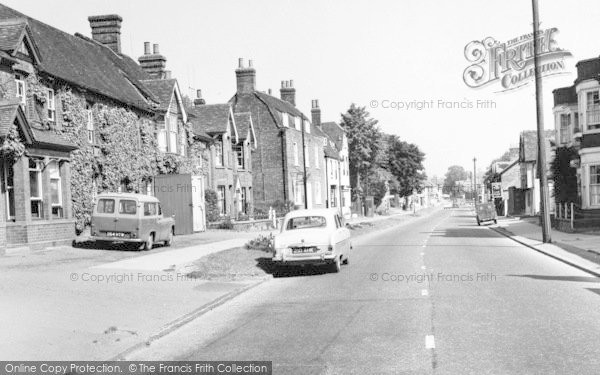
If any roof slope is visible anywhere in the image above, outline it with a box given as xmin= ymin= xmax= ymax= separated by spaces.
xmin=233 ymin=112 xmax=252 ymax=139
xmin=141 ymin=79 xmax=176 ymax=112
xmin=0 ymin=4 xmax=156 ymax=111
xmin=188 ymin=104 xmax=232 ymax=135
xmin=322 ymin=121 xmax=345 ymax=150
xmin=520 ymin=130 xmax=555 ymax=162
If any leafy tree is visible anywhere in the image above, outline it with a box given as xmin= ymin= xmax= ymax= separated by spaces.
xmin=382 ymin=134 xmax=426 ymax=197
xmin=205 ymin=189 xmax=220 ymax=222
xmin=443 ymin=165 xmax=468 ymax=196
xmin=340 ymin=104 xmax=382 ymax=197
xmin=551 ymin=146 xmax=579 ymax=204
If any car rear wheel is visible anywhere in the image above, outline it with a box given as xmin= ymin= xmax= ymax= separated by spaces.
xmin=164 ymin=229 xmax=173 ymax=247
xmin=342 ymin=254 xmax=349 ymax=265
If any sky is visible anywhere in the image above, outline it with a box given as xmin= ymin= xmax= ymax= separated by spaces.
xmin=5 ymin=0 xmax=600 ymax=180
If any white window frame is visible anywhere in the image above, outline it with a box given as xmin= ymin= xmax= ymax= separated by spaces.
xmin=15 ymin=74 xmax=26 ymax=108
xmin=215 ymin=138 xmax=224 ymax=167
xmin=586 ymin=91 xmax=600 ymax=130
xmin=48 ymin=160 xmax=63 ymax=218
xmin=282 ymin=112 xmax=289 ymax=128
xmin=304 ymin=119 xmax=311 ymax=134
xmin=590 ymin=165 xmax=600 ymax=207
xmin=304 ymin=143 xmax=310 ymax=167
xmin=294 ymin=180 xmax=303 ymax=205
xmin=217 ymin=185 xmax=226 ymax=215
xmin=47 ymin=89 xmax=56 ymax=122
xmin=293 ymin=142 xmax=299 ymax=166
xmin=86 ymin=105 xmax=94 ymax=144
xmin=314 ymin=144 xmax=319 ymax=169
xmin=29 ymin=159 xmax=43 ymax=219
xmin=294 ymin=116 xmax=301 ymax=131
xmin=234 ymin=143 xmax=244 ymax=169
xmin=167 ymin=116 xmax=178 ymax=153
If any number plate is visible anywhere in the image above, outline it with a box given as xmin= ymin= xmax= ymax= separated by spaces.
xmin=292 ymin=247 xmax=317 ymax=254
xmin=106 ymin=232 xmax=125 ymax=237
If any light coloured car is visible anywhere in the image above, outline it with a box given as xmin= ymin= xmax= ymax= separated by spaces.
xmin=90 ymin=193 xmax=175 ymax=250
xmin=272 ymin=209 xmax=352 ymax=273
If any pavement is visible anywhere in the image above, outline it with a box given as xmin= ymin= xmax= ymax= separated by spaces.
xmin=127 ymin=208 xmax=600 ymax=374
xmin=493 ymin=216 xmax=600 ymax=277
xmin=0 ymin=206 xmax=436 ymax=360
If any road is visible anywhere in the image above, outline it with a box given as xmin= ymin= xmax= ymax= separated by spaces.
xmin=130 ymin=208 xmax=600 ymax=374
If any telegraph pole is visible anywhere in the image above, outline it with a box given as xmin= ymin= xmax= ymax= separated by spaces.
xmin=301 ymin=118 xmax=308 ymax=209
xmin=473 ymin=157 xmax=477 ymax=206
xmin=532 ymin=0 xmax=552 ymax=243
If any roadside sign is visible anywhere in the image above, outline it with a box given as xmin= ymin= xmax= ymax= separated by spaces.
xmin=491 ymin=182 xmax=502 ymax=198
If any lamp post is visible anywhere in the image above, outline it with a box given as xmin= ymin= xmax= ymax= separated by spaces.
xmin=532 ymin=0 xmax=552 ymax=243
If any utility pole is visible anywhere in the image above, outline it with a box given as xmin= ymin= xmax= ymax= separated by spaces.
xmin=301 ymin=118 xmax=308 ymax=209
xmin=473 ymin=157 xmax=477 ymax=206
xmin=532 ymin=0 xmax=552 ymax=243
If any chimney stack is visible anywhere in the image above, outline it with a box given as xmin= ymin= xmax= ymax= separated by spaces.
xmin=311 ymin=99 xmax=321 ymax=127
xmin=138 ymin=42 xmax=167 ymax=79
xmin=194 ymin=89 xmax=206 ymax=106
xmin=235 ymin=58 xmax=256 ymax=95
xmin=280 ymin=80 xmax=296 ymax=106
xmin=88 ymin=14 xmax=123 ymax=54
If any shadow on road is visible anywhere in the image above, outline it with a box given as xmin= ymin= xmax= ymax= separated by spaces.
xmin=425 ymin=228 xmax=499 ymax=238
xmin=507 ymin=274 xmax=600 ymax=283
xmin=256 ymin=257 xmax=334 ymax=278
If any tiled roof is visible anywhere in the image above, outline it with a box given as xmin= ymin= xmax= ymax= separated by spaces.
xmin=188 ymin=104 xmax=232 ymax=135
xmin=140 ymin=79 xmax=176 ymax=112
xmin=0 ymin=18 xmax=26 ymax=52
xmin=30 ymin=127 xmax=76 ymax=149
xmin=321 ymin=121 xmax=345 ymax=150
xmin=0 ymin=4 xmax=156 ymax=111
xmin=253 ymin=91 xmax=307 ymax=127
xmin=233 ymin=112 xmax=253 ymax=140
xmin=520 ymin=130 xmax=555 ymax=162
xmin=553 ymin=86 xmax=577 ymax=107
xmin=575 ymin=57 xmax=600 ymax=85
xmin=0 ymin=100 xmax=19 ymax=137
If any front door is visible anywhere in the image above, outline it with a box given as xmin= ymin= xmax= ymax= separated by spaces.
xmin=191 ymin=176 xmax=206 ymax=232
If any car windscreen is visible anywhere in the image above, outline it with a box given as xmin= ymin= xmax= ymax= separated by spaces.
xmin=96 ymin=199 xmax=115 ymax=214
xmin=119 ymin=200 xmax=137 ymax=215
xmin=285 ymin=216 xmax=327 ymax=230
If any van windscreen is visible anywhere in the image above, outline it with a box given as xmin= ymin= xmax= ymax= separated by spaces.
xmin=97 ymin=199 xmax=115 ymax=214
xmin=119 ymin=200 xmax=137 ymax=215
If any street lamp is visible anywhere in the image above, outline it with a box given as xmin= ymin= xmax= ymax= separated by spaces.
xmin=473 ymin=157 xmax=477 ymax=206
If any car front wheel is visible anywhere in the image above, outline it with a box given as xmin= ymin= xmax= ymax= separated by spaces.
xmin=140 ymin=234 xmax=154 ymax=251
xmin=164 ymin=229 xmax=173 ymax=247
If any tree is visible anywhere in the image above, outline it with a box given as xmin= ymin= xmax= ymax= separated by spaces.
xmin=443 ymin=165 xmax=468 ymax=196
xmin=383 ymin=134 xmax=427 ymax=197
xmin=340 ymin=104 xmax=382 ymax=197
xmin=205 ymin=189 xmax=220 ymax=222
xmin=551 ymin=146 xmax=579 ymax=204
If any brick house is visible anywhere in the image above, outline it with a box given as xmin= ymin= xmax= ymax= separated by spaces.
xmin=188 ymin=98 xmax=255 ymax=219
xmin=0 ymin=5 xmax=201 ymax=250
xmin=313 ymin=100 xmax=352 ymax=218
xmin=229 ymin=59 xmax=328 ymax=214
xmin=518 ymin=130 xmax=555 ymax=216
xmin=552 ymin=56 xmax=600 ymax=220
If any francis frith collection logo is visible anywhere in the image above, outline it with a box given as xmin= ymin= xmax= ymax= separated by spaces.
xmin=463 ymin=26 xmax=572 ymax=92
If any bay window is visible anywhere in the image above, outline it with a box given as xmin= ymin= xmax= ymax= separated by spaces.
xmin=586 ymin=91 xmax=600 ymax=130
xmin=559 ymin=114 xmax=570 ymax=144
xmin=29 ymin=159 xmax=43 ymax=218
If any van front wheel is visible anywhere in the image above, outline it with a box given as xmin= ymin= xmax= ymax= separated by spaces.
xmin=141 ymin=234 xmax=154 ymax=251
xmin=164 ymin=229 xmax=173 ymax=247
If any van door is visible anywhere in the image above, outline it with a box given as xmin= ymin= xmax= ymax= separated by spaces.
xmin=93 ymin=198 xmax=117 ymax=236
xmin=116 ymin=198 xmax=139 ymax=238
xmin=141 ymin=201 xmax=159 ymax=241
xmin=191 ymin=176 xmax=206 ymax=232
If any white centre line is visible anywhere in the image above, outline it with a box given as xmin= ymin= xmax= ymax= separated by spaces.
xmin=421 ymin=289 xmax=429 ymax=296
xmin=420 ymin=252 xmax=425 ymax=256
xmin=425 ymin=335 xmax=435 ymax=349
xmin=421 ymin=265 xmax=426 ymax=270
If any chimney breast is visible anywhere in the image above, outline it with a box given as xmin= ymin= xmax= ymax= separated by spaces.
xmin=88 ymin=14 xmax=123 ymax=54
xmin=280 ymin=79 xmax=296 ymax=106
xmin=311 ymin=99 xmax=321 ymax=127
xmin=235 ymin=57 xmax=256 ymax=95
xmin=138 ymin=42 xmax=167 ymax=79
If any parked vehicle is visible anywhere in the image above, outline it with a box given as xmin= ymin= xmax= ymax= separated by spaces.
xmin=272 ymin=209 xmax=352 ymax=273
xmin=475 ymin=202 xmax=497 ymax=226
xmin=90 ymin=193 xmax=175 ymax=250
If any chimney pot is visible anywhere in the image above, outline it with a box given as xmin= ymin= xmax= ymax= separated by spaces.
xmin=238 ymin=58 xmax=244 ymax=68
xmin=144 ymin=42 xmax=150 ymax=55
xmin=280 ymin=79 xmax=296 ymax=106
xmin=311 ymin=98 xmax=321 ymax=127
xmin=138 ymin=43 xmax=167 ymax=79
xmin=235 ymin=58 xmax=256 ymax=94
xmin=268 ymin=88 xmax=272 ymax=95
xmin=164 ymin=70 xmax=171 ymax=79
xmin=196 ymin=89 xmax=202 ymax=99
xmin=289 ymin=79 xmax=294 ymax=88
xmin=153 ymin=43 xmax=159 ymax=54
xmin=248 ymin=59 xmax=253 ymax=68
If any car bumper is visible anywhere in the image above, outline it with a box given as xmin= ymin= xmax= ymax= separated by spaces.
xmin=272 ymin=253 xmax=337 ymax=265
xmin=90 ymin=236 xmax=143 ymax=243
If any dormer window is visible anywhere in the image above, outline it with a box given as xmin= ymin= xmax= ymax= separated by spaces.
xmin=15 ymin=74 xmax=26 ymax=108
xmin=282 ymin=112 xmax=289 ymax=128
xmin=559 ymin=114 xmax=570 ymax=144
xmin=294 ymin=116 xmax=301 ymax=131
